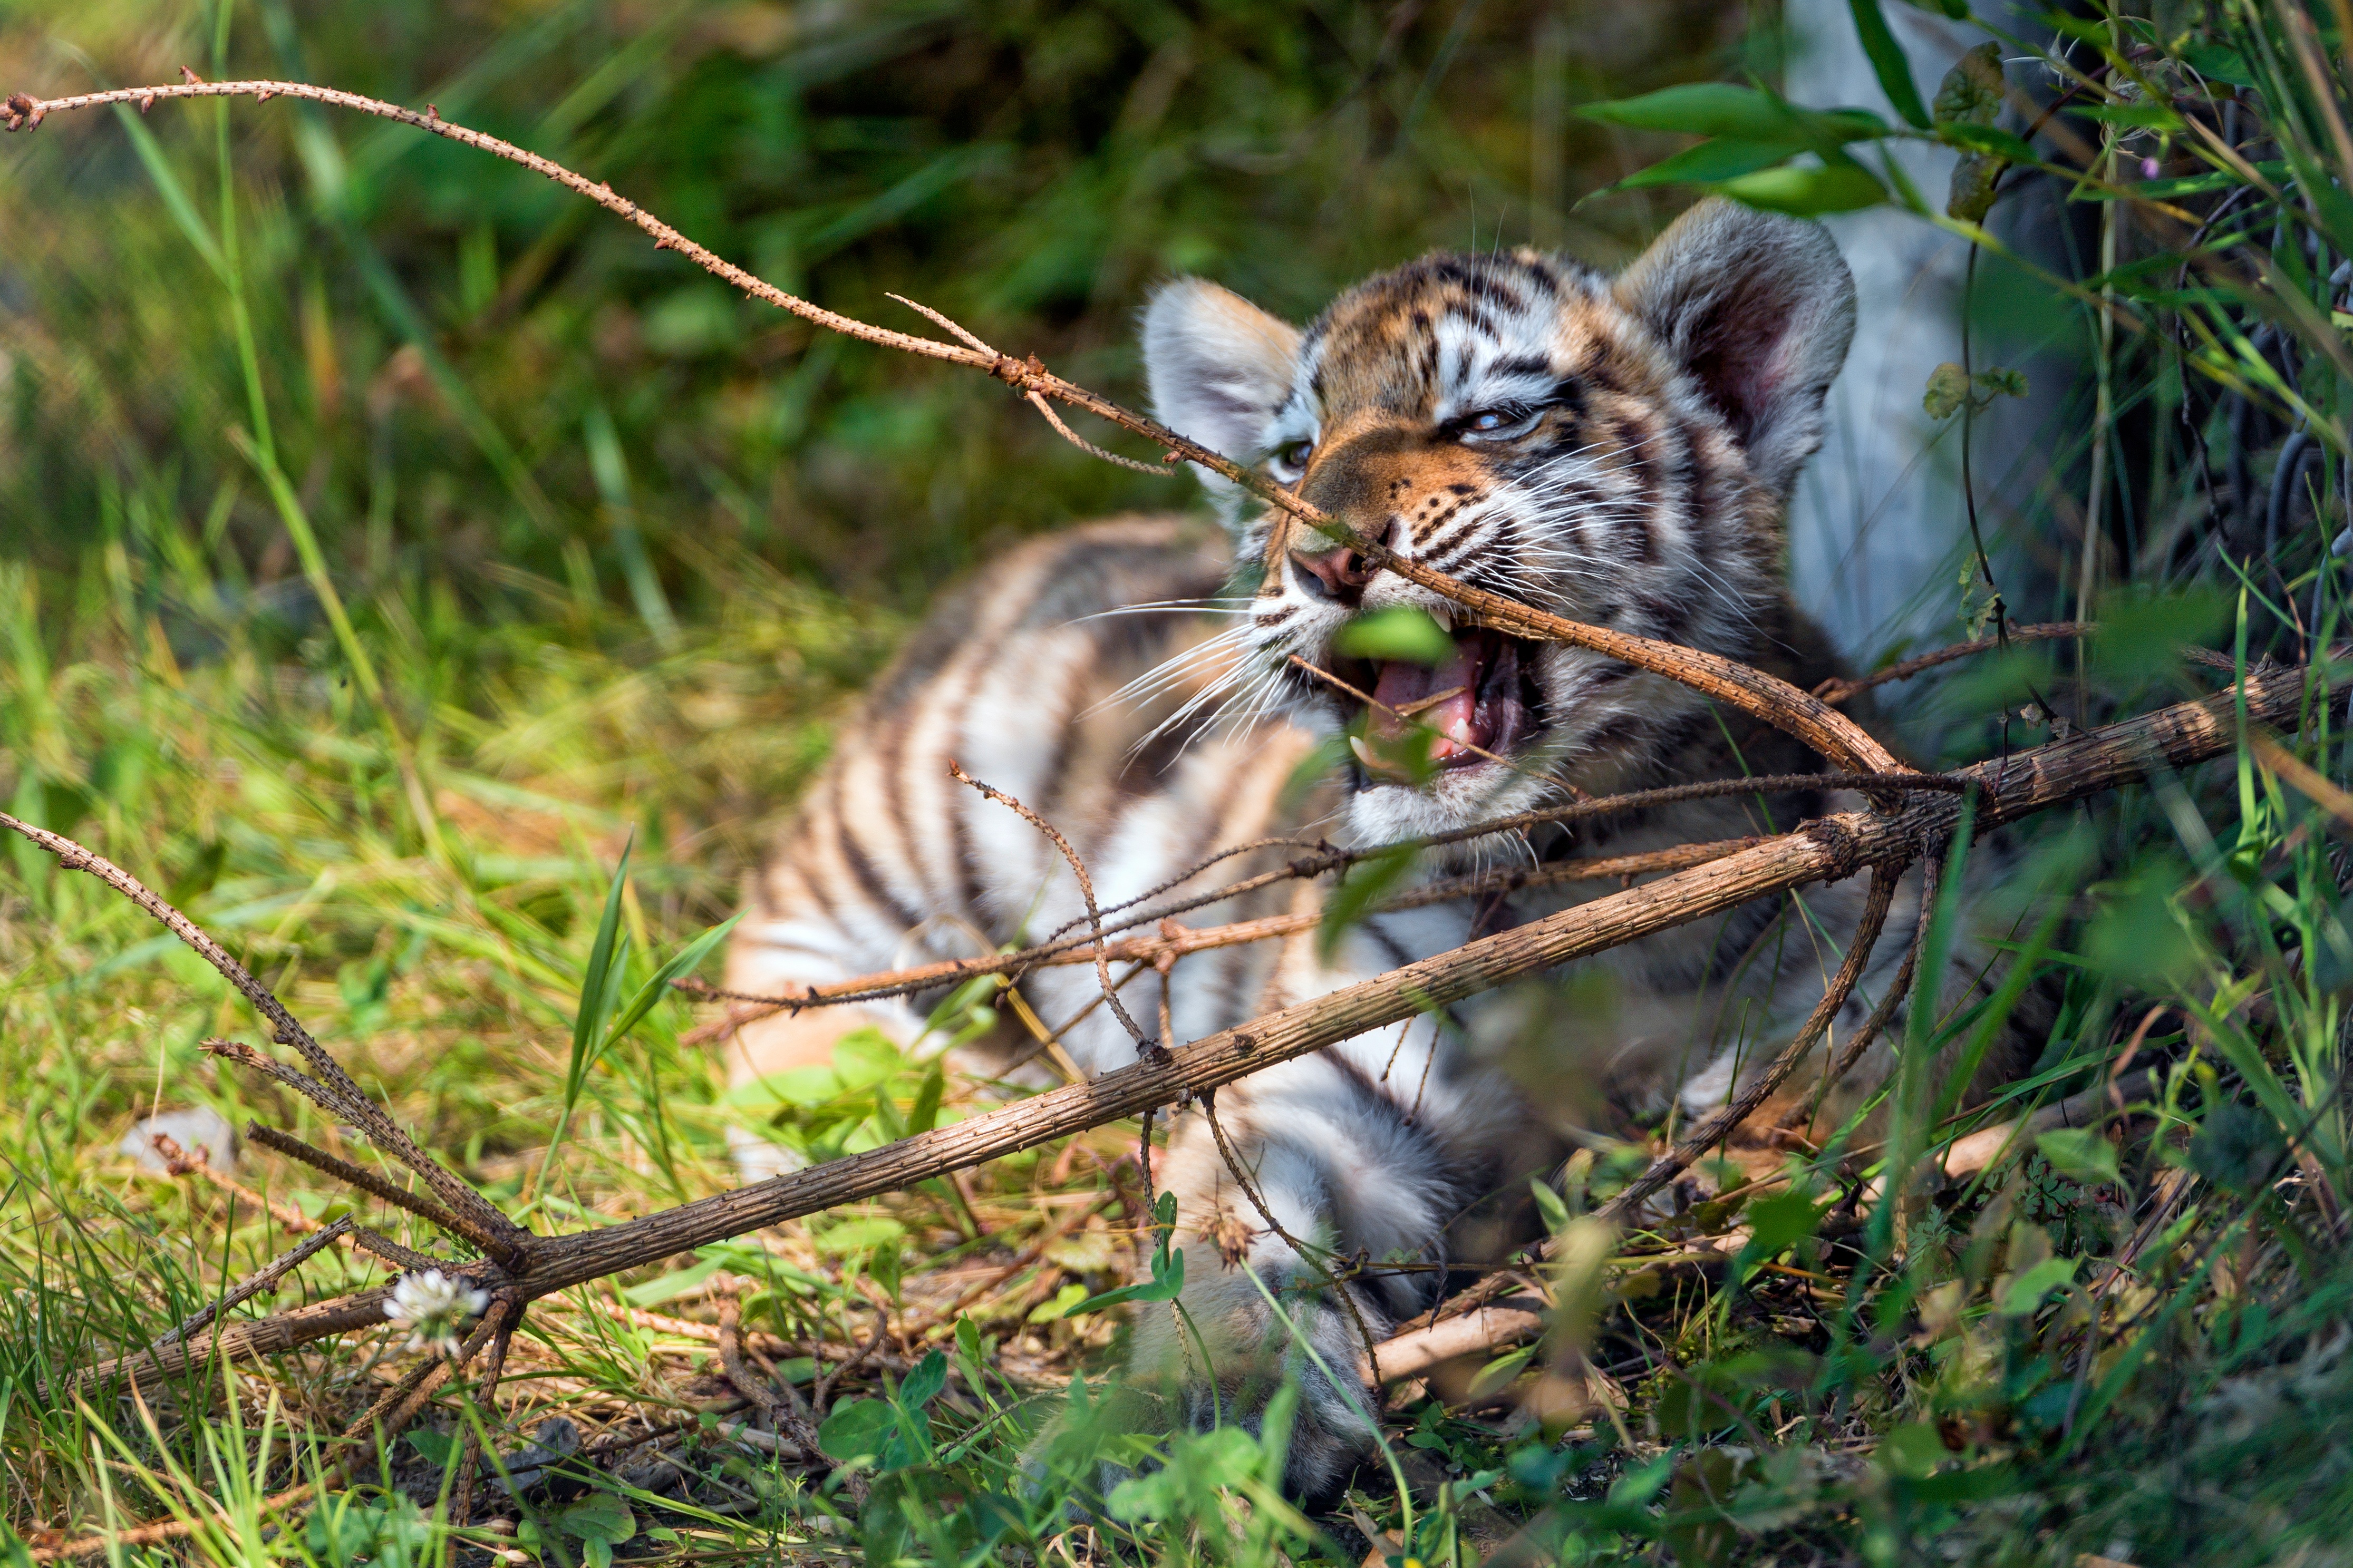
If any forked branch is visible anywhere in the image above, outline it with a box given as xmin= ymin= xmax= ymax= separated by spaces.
xmin=56 ymin=657 xmax=2333 ymax=1393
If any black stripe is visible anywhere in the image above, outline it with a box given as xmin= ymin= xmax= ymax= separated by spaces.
xmin=838 ymin=827 xmax=924 ymax=932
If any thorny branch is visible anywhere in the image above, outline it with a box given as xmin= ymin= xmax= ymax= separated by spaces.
xmin=5 ymin=77 xmax=1893 ymax=777
xmin=0 ymin=812 xmax=526 ymax=1268
xmin=24 ymin=656 xmax=2330 ymax=1408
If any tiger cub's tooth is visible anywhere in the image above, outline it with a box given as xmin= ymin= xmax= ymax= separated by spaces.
xmin=1349 ymin=735 xmax=1381 ymax=772
xmin=1430 ymin=603 xmax=1453 ymax=634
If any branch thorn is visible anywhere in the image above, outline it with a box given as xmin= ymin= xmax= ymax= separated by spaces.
xmin=179 ymin=65 xmax=202 ymax=85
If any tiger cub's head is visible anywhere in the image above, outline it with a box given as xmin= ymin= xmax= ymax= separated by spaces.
xmin=1142 ymin=199 xmax=1856 ymax=845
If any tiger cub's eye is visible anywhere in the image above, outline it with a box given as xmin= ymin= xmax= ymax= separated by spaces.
xmin=1457 ymin=406 xmax=1536 ymax=441
xmin=1271 ymin=440 xmax=1314 ymax=479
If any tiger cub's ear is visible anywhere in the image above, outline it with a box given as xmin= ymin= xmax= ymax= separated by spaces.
xmin=1142 ymin=279 xmax=1303 ymax=493
xmin=1612 ymin=198 xmax=1857 ymax=501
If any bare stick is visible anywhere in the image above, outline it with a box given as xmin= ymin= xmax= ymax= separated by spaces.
xmin=680 ymin=836 xmax=1758 ymax=1037
xmin=158 ymin=1216 xmax=353 ymax=1347
xmin=1795 ymin=854 xmax=1940 ymax=1128
xmin=350 ymin=1227 xmax=441 ymax=1272
xmin=64 ymin=662 xmax=2339 ymax=1389
xmin=0 ymin=812 xmax=527 ymax=1267
xmin=0 ymin=79 xmax=1895 ymax=777
xmin=246 ymin=1123 xmax=471 ymax=1242
xmin=450 ymin=1314 xmax=519 ymax=1526
xmin=1815 ymin=623 xmax=2091 ymax=703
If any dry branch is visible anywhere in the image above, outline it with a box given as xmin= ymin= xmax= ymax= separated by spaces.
xmin=59 ymin=657 xmax=2331 ymax=1391
xmin=6 ymin=78 xmax=1893 ymax=778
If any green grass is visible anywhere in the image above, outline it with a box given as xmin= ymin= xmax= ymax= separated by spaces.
xmin=4 ymin=0 xmax=2353 ymax=1563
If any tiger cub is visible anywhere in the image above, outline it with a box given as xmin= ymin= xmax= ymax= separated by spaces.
xmin=722 ymin=200 xmax=1948 ymax=1497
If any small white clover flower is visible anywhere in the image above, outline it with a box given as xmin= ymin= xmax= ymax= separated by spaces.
xmin=384 ymin=1269 xmax=490 ymax=1356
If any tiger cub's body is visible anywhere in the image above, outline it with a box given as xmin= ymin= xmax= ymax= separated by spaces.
xmin=724 ymin=201 xmax=1978 ymax=1497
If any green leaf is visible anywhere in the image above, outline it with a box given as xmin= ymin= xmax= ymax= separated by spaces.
xmin=405 ymin=1427 xmax=458 ymax=1466
xmin=2179 ymin=41 xmax=2256 ymax=88
xmin=1106 ymin=1427 xmax=1261 ymax=1521
xmin=558 ymin=1494 xmax=637 ymax=1547
xmin=2076 ymin=102 xmax=2185 ymax=132
xmin=1939 ymin=122 xmax=2035 ymax=163
xmin=601 ymin=912 xmax=743 ymax=1050
xmin=620 ymin=1253 xmax=725 ymax=1308
xmin=815 ymin=1216 xmax=906 ymax=1255
xmin=1875 ymin=1420 xmax=1949 ymax=1479
xmin=1741 ymin=1188 xmax=1828 ymax=1261
xmin=1582 ymin=82 xmax=1795 ymax=139
xmin=1333 ymin=606 xmax=1454 ymax=665
xmin=817 ymin=1398 xmax=894 ymax=1464
xmin=1715 ymin=160 xmax=1886 ymax=216
xmin=569 ymin=839 xmax=635 ymax=1100
xmin=906 ymin=1061 xmax=945 ymax=1136
xmin=2190 ymin=1101 xmax=2286 ymax=1193
xmin=899 ymin=1349 xmax=949 ymax=1410
xmin=1847 ymin=0 xmax=1932 ymax=128
xmin=1976 ymin=366 xmax=2028 ymax=400
xmin=1028 ymin=1281 xmax=1092 ymax=1322
xmin=1924 ymin=362 xmax=1971 ymax=420
xmin=1932 ymin=42 xmax=2006 ymax=128
xmin=1582 ymin=83 xmax=1885 ymax=148
xmin=1529 ymin=1176 xmax=1571 ymax=1234
xmin=1996 ymin=1254 xmax=2078 ymax=1315
xmin=2036 ymin=1127 xmax=2120 ymax=1187
xmin=1612 ymin=137 xmax=1807 ymax=191
xmin=1068 ymin=1205 xmax=1187 ymax=1316
xmin=831 ymin=1028 xmax=902 ymax=1092
xmin=1468 ymin=1344 xmax=1538 ymax=1399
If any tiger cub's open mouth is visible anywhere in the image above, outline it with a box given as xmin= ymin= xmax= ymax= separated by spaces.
xmin=1325 ymin=624 xmax=1547 ymax=782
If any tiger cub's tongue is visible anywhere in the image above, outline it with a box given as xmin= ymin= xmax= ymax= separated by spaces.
xmin=1368 ymin=641 xmax=1485 ymax=759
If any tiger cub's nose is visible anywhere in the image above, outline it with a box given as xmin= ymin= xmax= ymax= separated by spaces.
xmin=1289 ymin=542 xmax=1374 ymax=604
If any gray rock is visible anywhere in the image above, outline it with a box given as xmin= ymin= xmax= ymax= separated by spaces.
xmin=121 ymin=1107 xmax=238 ymax=1172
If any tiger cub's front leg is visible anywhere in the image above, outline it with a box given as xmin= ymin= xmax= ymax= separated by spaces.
xmin=1120 ymin=935 xmax=1521 ymax=1502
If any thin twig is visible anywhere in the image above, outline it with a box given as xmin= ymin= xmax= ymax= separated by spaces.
xmin=685 ymin=770 xmax=1964 ymax=1015
xmin=1814 ymin=624 xmax=2090 ymax=704
xmin=718 ymin=1299 xmax=848 ymax=1497
xmin=246 ymin=1122 xmax=472 ymax=1243
xmin=157 ymin=1217 xmax=354 ymax=1347
xmin=451 ymin=1317 xmax=518 ymax=1525
xmin=949 ymin=761 xmax=1157 ymax=1052
xmin=62 ymin=661 xmax=2341 ymax=1392
xmin=1795 ymin=852 xmax=1940 ymax=1129
xmin=350 ymin=1227 xmax=441 ymax=1272
xmin=1202 ymin=1089 xmax=1385 ymax=1383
